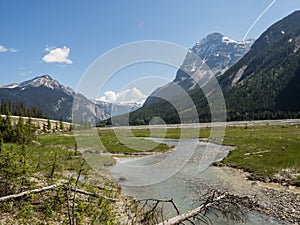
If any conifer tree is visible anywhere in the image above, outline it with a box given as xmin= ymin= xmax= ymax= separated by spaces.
xmin=47 ymin=118 xmax=51 ymax=131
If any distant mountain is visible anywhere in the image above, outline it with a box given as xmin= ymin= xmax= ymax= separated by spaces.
xmin=0 ymin=75 xmax=139 ymax=122
xmin=94 ymin=100 xmax=140 ymax=117
xmin=129 ymin=33 xmax=254 ymax=124
xmin=150 ymin=33 xmax=253 ymax=96
xmin=129 ymin=10 xmax=300 ymax=124
xmin=175 ymin=32 xmax=254 ymax=82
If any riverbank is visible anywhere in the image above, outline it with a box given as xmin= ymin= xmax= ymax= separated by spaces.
xmin=102 ymin=121 xmax=300 ymax=223
xmin=210 ymin=165 xmax=300 ymax=224
xmin=202 ymin=122 xmax=300 ymax=187
xmin=209 ymin=122 xmax=300 ymax=222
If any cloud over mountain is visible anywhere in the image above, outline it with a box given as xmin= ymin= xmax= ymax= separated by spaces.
xmin=99 ymin=87 xmax=146 ymax=105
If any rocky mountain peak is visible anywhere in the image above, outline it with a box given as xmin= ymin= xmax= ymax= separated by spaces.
xmin=19 ymin=75 xmax=59 ymax=88
xmin=0 ymin=75 xmax=75 ymax=96
xmin=174 ymin=33 xmax=254 ymax=83
xmin=191 ymin=33 xmax=254 ymax=70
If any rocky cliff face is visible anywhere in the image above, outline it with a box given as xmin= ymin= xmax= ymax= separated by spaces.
xmin=143 ymin=33 xmax=254 ymax=106
xmin=174 ymin=32 xmax=254 ymax=87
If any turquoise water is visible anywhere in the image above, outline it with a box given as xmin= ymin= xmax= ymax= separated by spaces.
xmin=110 ymin=138 xmax=287 ymax=225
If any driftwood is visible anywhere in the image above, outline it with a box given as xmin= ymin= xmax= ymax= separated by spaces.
xmin=0 ymin=183 xmax=117 ymax=202
xmin=157 ymin=193 xmax=227 ymax=225
xmin=131 ymin=190 xmax=257 ymax=225
xmin=0 ymin=183 xmax=60 ymax=202
xmin=155 ymin=191 xmax=257 ymax=225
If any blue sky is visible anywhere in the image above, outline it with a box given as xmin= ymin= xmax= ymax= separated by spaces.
xmin=0 ymin=0 xmax=299 ymax=101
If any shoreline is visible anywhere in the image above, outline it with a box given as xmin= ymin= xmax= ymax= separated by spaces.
xmin=213 ymin=161 xmax=300 ymax=187
xmin=107 ymin=122 xmax=300 ymax=224
xmin=112 ymin=152 xmax=300 ymax=224
xmin=101 ymin=118 xmax=300 ymax=130
xmin=212 ymin=164 xmax=300 ymax=224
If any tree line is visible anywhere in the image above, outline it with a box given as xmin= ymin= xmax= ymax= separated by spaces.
xmin=1 ymin=100 xmax=46 ymax=119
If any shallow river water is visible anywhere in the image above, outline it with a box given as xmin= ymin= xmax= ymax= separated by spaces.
xmin=110 ymin=138 xmax=287 ymax=225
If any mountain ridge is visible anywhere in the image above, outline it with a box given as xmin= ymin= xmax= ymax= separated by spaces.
xmin=0 ymin=75 xmax=139 ymax=122
xmin=128 ymin=10 xmax=300 ymax=124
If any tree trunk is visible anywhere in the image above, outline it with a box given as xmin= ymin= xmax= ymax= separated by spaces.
xmin=0 ymin=184 xmax=60 ymax=202
xmin=157 ymin=193 xmax=227 ymax=225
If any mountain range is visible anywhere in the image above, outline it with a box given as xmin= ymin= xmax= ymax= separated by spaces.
xmin=1 ymin=10 xmax=299 ymax=125
xmin=127 ymin=10 xmax=300 ymax=124
xmin=0 ymin=33 xmax=254 ymax=124
xmin=0 ymin=75 xmax=139 ymax=122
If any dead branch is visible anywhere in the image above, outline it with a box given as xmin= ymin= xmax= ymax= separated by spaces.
xmin=137 ymin=198 xmax=180 ymax=216
xmin=66 ymin=180 xmax=72 ymax=225
xmin=64 ymin=186 xmax=117 ymax=202
xmin=156 ymin=191 xmax=257 ymax=225
xmin=132 ymin=190 xmax=257 ymax=225
xmin=72 ymin=161 xmax=84 ymax=225
xmin=0 ymin=183 xmax=61 ymax=202
xmin=157 ymin=193 xmax=227 ymax=225
xmin=0 ymin=183 xmax=117 ymax=202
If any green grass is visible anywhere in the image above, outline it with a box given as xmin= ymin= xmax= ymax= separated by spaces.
xmin=37 ymin=132 xmax=76 ymax=149
xmin=98 ymin=129 xmax=170 ymax=153
xmin=131 ymin=127 xmax=202 ymax=139
xmin=0 ymin=132 xmax=118 ymax=224
xmin=130 ymin=124 xmax=300 ymax=184
xmin=3 ymin=139 xmax=84 ymax=180
xmin=220 ymin=125 xmax=300 ymax=184
xmin=1 ymin=123 xmax=299 ymax=223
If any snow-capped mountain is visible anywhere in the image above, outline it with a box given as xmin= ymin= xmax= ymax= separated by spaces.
xmin=1 ymin=75 xmax=75 ymax=95
xmin=131 ymin=11 xmax=300 ymax=124
xmin=93 ymin=100 xmax=140 ymax=117
xmin=174 ymin=32 xmax=254 ymax=83
xmin=144 ymin=33 xmax=254 ymax=105
xmin=0 ymin=75 xmax=140 ymax=122
xmin=192 ymin=33 xmax=254 ymax=75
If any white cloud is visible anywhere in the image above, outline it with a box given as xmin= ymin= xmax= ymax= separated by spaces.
xmin=9 ymin=48 xmax=17 ymax=53
xmin=42 ymin=46 xmax=73 ymax=64
xmin=0 ymin=45 xmax=17 ymax=53
xmin=99 ymin=87 xmax=146 ymax=105
xmin=0 ymin=45 xmax=8 ymax=52
xmin=99 ymin=91 xmax=119 ymax=103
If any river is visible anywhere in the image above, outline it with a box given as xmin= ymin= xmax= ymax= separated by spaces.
xmin=109 ymin=138 xmax=287 ymax=225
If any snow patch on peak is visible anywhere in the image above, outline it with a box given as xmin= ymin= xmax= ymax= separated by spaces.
xmin=18 ymin=75 xmax=61 ymax=90
xmin=222 ymin=36 xmax=239 ymax=44
xmin=0 ymin=75 xmax=76 ymax=96
xmin=1 ymin=83 xmax=19 ymax=89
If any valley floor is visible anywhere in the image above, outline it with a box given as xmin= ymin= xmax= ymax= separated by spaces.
xmin=0 ymin=118 xmax=299 ymax=224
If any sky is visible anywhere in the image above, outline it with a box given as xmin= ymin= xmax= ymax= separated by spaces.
xmin=0 ymin=0 xmax=299 ymax=102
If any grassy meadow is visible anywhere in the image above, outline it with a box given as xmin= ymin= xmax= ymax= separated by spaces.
xmin=220 ymin=124 xmax=300 ymax=185
xmin=129 ymin=123 xmax=300 ymax=185
xmin=1 ymin=121 xmax=299 ymax=224
xmin=0 ymin=132 xmax=120 ymax=224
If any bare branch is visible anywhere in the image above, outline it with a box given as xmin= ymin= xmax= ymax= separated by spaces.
xmin=131 ymin=190 xmax=257 ymax=225
xmin=0 ymin=183 xmax=117 ymax=203
xmin=0 ymin=183 xmax=61 ymax=202
xmin=157 ymin=193 xmax=227 ymax=225
xmin=157 ymin=191 xmax=257 ymax=225
xmin=72 ymin=160 xmax=84 ymax=224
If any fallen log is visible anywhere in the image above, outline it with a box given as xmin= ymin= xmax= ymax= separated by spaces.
xmin=0 ymin=183 xmax=61 ymax=202
xmin=157 ymin=193 xmax=227 ymax=225
xmin=0 ymin=183 xmax=117 ymax=202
